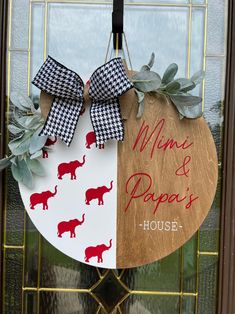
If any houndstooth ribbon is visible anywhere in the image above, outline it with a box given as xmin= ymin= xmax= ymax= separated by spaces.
xmin=32 ymin=56 xmax=133 ymax=146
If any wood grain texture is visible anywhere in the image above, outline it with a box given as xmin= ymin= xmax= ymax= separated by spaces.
xmin=117 ymin=93 xmax=218 ymax=268
xmin=39 ymin=91 xmax=53 ymax=119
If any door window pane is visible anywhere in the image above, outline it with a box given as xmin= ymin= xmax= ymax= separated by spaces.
xmin=3 ymin=0 xmax=227 ymax=313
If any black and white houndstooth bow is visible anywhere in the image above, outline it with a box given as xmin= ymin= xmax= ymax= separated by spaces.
xmin=32 ymin=56 xmax=133 ymax=146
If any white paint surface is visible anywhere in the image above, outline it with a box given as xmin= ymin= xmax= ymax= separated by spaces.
xmin=19 ymin=108 xmax=117 ymax=268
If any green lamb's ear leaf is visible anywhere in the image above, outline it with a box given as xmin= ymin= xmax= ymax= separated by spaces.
xmin=170 ymin=94 xmax=202 ymax=106
xmin=165 ymin=81 xmax=181 ymax=94
xmin=30 ymin=103 xmax=41 ymax=116
xmin=135 ymin=90 xmax=145 ymax=118
xmin=140 ymin=65 xmax=150 ymax=72
xmin=179 ymin=113 xmax=184 ymax=120
xmin=11 ymin=158 xmax=34 ymax=189
xmin=11 ymin=161 xmax=21 ymax=181
xmin=140 ymin=53 xmax=155 ymax=72
xmin=176 ymin=103 xmax=203 ymax=119
xmin=148 ymin=53 xmax=155 ymax=69
xmin=29 ymin=127 xmax=48 ymax=154
xmin=27 ymin=158 xmax=45 ymax=176
xmin=10 ymin=156 xmax=18 ymax=166
xmin=191 ymin=70 xmax=205 ymax=85
xmin=140 ymin=65 xmax=149 ymax=72
xmin=8 ymin=124 xmax=23 ymax=135
xmin=24 ymin=115 xmax=42 ymax=129
xmin=132 ymin=71 xmax=161 ymax=92
xmin=180 ymin=82 xmax=196 ymax=93
xmin=13 ymin=110 xmax=28 ymax=129
xmin=13 ymin=112 xmax=43 ymax=131
xmin=169 ymin=94 xmax=203 ymax=119
xmin=0 ymin=155 xmax=13 ymax=171
xmin=8 ymin=132 xmax=32 ymax=155
xmin=30 ymin=150 xmax=43 ymax=159
xmin=162 ymin=63 xmax=178 ymax=85
xmin=10 ymin=92 xmax=33 ymax=111
xmin=175 ymin=78 xmax=196 ymax=92
xmin=10 ymin=92 xmax=27 ymax=111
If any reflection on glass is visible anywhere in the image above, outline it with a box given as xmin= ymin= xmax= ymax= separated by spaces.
xmin=25 ymin=216 xmax=39 ymax=287
xmin=4 ymin=251 xmax=23 ymax=313
xmin=120 ymin=295 xmax=179 ymax=314
xmin=183 ymin=235 xmax=197 ymax=292
xmin=125 ymin=6 xmax=189 ymax=76
xmin=182 ymin=296 xmax=196 ymax=314
xmin=207 ymin=0 xmax=227 ymax=55
xmin=198 ymin=256 xmax=218 ymax=313
xmin=24 ymin=292 xmax=37 ymax=314
xmin=40 ymin=238 xmax=100 ymax=289
xmin=92 ymin=271 xmax=129 ymax=312
xmin=10 ymin=52 xmax=28 ymax=94
xmin=40 ymin=292 xmax=98 ymax=314
xmin=31 ymin=4 xmax=45 ymax=98
xmin=47 ymin=4 xmax=112 ymax=81
xmin=190 ymin=8 xmax=205 ymax=97
xmin=123 ymin=250 xmax=181 ymax=291
xmin=11 ymin=0 xmax=29 ymax=49
xmin=6 ymin=170 xmax=24 ymax=246
xmin=126 ymin=0 xmax=188 ymax=3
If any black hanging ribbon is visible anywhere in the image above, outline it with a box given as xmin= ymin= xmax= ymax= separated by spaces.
xmin=32 ymin=56 xmax=133 ymax=146
xmin=112 ymin=0 xmax=124 ymax=49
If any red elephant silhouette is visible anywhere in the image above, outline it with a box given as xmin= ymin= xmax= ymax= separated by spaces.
xmin=85 ymin=239 xmax=112 ymax=263
xmin=57 ymin=155 xmax=86 ymax=180
xmin=85 ymin=181 xmax=113 ymax=205
xmin=57 ymin=214 xmax=85 ymax=238
xmin=43 ymin=137 xmax=57 ymax=158
xmin=30 ymin=185 xmax=57 ymax=210
xmin=85 ymin=131 xmax=104 ymax=149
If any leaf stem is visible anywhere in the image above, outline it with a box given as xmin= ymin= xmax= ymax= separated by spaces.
xmin=132 ymin=79 xmax=155 ymax=83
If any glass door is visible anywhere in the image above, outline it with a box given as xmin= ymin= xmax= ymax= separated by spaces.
xmin=1 ymin=0 xmax=227 ymax=313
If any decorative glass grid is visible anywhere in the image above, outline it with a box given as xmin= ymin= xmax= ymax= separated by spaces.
xmin=2 ymin=0 xmax=227 ymax=313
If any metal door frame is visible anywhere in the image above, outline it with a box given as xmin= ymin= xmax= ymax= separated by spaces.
xmin=0 ymin=1 xmax=235 ymax=312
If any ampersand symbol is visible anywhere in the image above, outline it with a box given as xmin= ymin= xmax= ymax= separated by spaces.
xmin=175 ymin=156 xmax=191 ymax=177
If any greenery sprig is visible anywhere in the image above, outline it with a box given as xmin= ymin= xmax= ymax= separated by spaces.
xmin=0 ymin=93 xmax=49 ymax=189
xmin=132 ymin=53 xmax=205 ymax=119
xmin=0 ymin=56 xmax=204 ymax=188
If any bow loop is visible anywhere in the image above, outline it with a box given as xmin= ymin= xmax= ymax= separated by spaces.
xmin=89 ymin=58 xmax=133 ymax=100
xmin=32 ymin=56 xmax=133 ymax=147
xmin=32 ymin=56 xmax=84 ymax=100
xmin=88 ymin=58 xmax=133 ymax=145
xmin=32 ymin=56 xmax=84 ymax=146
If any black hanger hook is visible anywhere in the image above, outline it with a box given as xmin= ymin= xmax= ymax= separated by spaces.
xmin=112 ymin=0 xmax=124 ymax=50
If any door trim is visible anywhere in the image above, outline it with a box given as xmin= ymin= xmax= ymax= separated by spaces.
xmin=0 ymin=0 xmax=8 ymax=308
xmin=217 ymin=1 xmax=235 ymax=313
xmin=0 ymin=0 xmax=234 ymax=312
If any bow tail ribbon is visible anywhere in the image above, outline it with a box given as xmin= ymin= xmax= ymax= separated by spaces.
xmin=32 ymin=56 xmax=84 ymax=146
xmin=40 ymin=97 xmax=83 ymax=145
xmin=32 ymin=56 xmax=133 ymax=147
xmin=88 ymin=57 xmax=133 ymax=146
xmin=90 ymin=99 xmax=124 ymax=146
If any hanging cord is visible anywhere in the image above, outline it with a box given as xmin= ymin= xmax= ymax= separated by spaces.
xmin=105 ymin=32 xmax=112 ymax=63
xmin=105 ymin=32 xmax=133 ymax=71
xmin=123 ymin=32 xmax=133 ymax=71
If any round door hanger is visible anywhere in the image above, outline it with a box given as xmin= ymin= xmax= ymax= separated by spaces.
xmin=19 ymin=94 xmax=218 ymax=269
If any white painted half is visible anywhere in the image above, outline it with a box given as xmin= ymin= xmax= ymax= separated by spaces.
xmin=19 ymin=107 xmax=117 ymax=269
